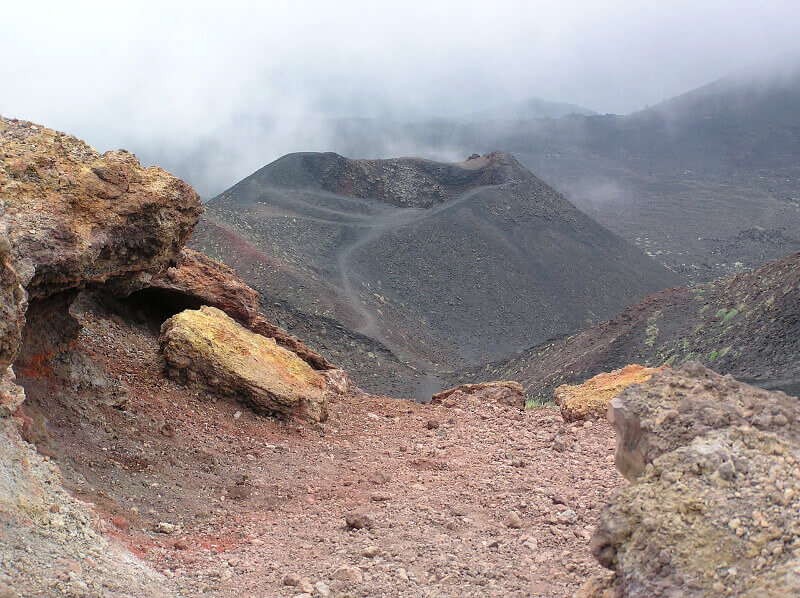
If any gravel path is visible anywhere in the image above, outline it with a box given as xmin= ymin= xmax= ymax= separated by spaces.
xmin=20 ymin=304 xmax=625 ymax=597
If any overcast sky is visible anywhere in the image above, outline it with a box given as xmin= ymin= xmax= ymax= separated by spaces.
xmin=5 ymin=1 xmax=800 ymax=195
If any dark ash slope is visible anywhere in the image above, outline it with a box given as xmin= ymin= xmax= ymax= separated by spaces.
xmin=192 ymin=151 xmax=679 ymax=397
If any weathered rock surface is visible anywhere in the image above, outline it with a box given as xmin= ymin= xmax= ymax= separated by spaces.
xmin=0 ymin=225 xmax=25 ymax=370
xmin=554 ymin=364 xmax=663 ymax=422
xmin=124 ymin=247 xmax=334 ymax=370
xmin=586 ymin=363 xmax=800 ymax=596
xmin=0 ymin=116 xmax=202 ymax=301
xmin=609 ymin=361 xmax=800 ymax=482
xmin=131 ymin=248 xmax=260 ymax=325
xmin=160 ymin=306 xmax=329 ymax=421
xmin=0 ymin=367 xmax=25 ymax=417
xmin=430 ymin=380 xmax=524 ymax=407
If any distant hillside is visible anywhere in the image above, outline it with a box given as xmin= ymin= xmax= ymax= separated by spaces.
xmin=137 ymin=63 xmax=800 ymax=285
xmin=467 ymin=252 xmax=800 ymax=403
xmin=457 ymin=97 xmax=596 ymax=121
xmin=191 ymin=151 xmax=678 ymax=397
xmin=311 ymin=62 xmax=800 ymax=282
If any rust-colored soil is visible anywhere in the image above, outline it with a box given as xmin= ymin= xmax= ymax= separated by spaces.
xmin=20 ymin=302 xmax=624 ymax=597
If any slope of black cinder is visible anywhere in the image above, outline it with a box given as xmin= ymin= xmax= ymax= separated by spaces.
xmin=192 ymin=151 xmax=679 ymax=398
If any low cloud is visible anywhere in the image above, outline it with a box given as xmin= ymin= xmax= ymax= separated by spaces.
xmin=4 ymin=1 xmax=800 ymax=196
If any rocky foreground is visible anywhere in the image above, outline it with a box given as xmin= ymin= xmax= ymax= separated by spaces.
xmin=1 ymin=117 xmax=799 ymax=597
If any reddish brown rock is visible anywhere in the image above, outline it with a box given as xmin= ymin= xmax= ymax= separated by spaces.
xmin=131 ymin=248 xmax=260 ymax=326
xmin=431 ymin=380 xmax=524 ymax=408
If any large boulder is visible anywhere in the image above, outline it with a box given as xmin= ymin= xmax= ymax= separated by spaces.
xmin=591 ymin=426 xmax=800 ymax=596
xmin=160 ymin=306 xmax=329 ymax=421
xmin=585 ymin=363 xmax=800 ymax=596
xmin=553 ymin=364 xmax=662 ymax=422
xmin=608 ymin=361 xmax=800 ymax=482
xmin=0 ymin=116 xmax=202 ymax=301
xmin=130 ymin=248 xmax=333 ymax=370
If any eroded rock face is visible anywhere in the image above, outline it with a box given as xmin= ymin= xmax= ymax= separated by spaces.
xmin=608 ymin=361 xmax=800 ymax=482
xmin=0 ymin=116 xmax=202 ymax=300
xmin=0 ymin=118 xmax=203 ymax=594
xmin=586 ymin=363 xmax=800 ymax=596
xmin=592 ymin=426 xmax=800 ymax=596
xmin=0 ymin=225 xmax=26 ymax=371
xmin=128 ymin=248 xmax=260 ymax=325
xmin=160 ymin=306 xmax=329 ymax=421
xmin=553 ymin=364 xmax=662 ymax=422
xmin=0 ymin=367 xmax=25 ymax=417
xmin=431 ymin=381 xmax=524 ymax=407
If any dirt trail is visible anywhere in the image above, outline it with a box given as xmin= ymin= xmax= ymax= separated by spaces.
xmin=20 ymin=303 xmax=624 ymax=597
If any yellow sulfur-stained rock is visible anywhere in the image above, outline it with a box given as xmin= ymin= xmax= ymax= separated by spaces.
xmin=553 ymin=364 xmax=662 ymax=422
xmin=588 ymin=363 xmax=800 ymax=596
xmin=0 ymin=116 xmax=202 ymax=301
xmin=160 ymin=306 xmax=328 ymax=421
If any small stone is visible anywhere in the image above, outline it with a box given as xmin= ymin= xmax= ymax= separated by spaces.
xmin=345 ymin=512 xmax=374 ymax=530
xmin=368 ymin=471 xmax=391 ymax=485
xmin=282 ymin=572 xmax=302 ymax=587
xmin=332 ymin=565 xmax=363 ymax=583
xmin=504 ymin=511 xmax=523 ymax=529
xmin=426 ymin=419 xmax=440 ymax=430
xmin=173 ymin=538 xmax=189 ymax=550
xmin=156 ymin=522 xmax=177 ymax=534
xmin=558 ymin=509 xmax=578 ymax=525
xmin=315 ymin=581 xmax=331 ymax=597
xmin=370 ymin=491 xmax=392 ymax=502
xmin=362 ymin=545 xmax=381 ymax=558
xmin=718 ymin=460 xmax=736 ymax=481
xmin=299 ymin=579 xmax=314 ymax=593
